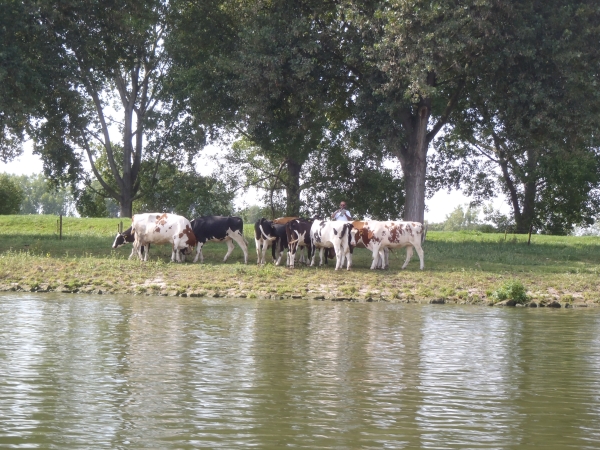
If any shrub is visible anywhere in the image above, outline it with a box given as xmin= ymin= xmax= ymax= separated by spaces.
xmin=492 ymin=280 xmax=529 ymax=304
xmin=0 ymin=174 xmax=24 ymax=214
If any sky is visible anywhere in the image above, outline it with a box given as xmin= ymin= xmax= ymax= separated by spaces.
xmin=1 ymin=145 xmax=503 ymax=223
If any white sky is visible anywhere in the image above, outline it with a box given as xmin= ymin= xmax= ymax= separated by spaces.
xmin=1 ymin=144 xmax=508 ymax=223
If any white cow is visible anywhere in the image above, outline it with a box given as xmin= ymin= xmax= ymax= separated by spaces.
xmin=131 ymin=213 xmax=197 ymax=262
xmin=310 ymin=220 xmax=357 ymax=270
xmin=353 ymin=220 xmax=425 ymax=270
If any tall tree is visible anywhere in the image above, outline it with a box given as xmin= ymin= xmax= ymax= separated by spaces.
xmin=0 ymin=0 xmax=57 ymax=162
xmin=429 ymin=0 xmax=600 ymax=234
xmin=168 ymin=0 xmax=347 ymax=216
xmin=330 ymin=0 xmax=519 ymax=223
xmin=11 ymin=0 xmax=205 ymax=217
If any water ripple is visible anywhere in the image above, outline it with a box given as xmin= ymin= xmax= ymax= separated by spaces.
xmin=1 ymin=294 xmax=600 ymax=449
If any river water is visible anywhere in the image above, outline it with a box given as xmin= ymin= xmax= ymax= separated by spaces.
xmin=1 ymin=293 xmax=600 ymax=449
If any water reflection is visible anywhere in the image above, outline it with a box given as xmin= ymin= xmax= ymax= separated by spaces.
xmin=1 ymin=294 xmax=600 ymax=449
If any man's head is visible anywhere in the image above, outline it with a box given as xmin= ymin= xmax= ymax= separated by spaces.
xmin=340 ymin=201 xmax=347 ymax=209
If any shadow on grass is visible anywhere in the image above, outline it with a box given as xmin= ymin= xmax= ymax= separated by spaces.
xmin=2 ymin=231 xmax=600 ymax=274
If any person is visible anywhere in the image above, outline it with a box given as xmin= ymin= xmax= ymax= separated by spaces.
xmin=331 ymin=201 xmax=352 ymax=221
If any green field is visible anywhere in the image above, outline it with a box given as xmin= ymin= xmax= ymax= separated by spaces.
xmin=1 ymin=214 xmax=600 ymax=306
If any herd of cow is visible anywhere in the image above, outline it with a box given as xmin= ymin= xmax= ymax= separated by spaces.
xmin=112 ymin=213 xmax=426 ymax=270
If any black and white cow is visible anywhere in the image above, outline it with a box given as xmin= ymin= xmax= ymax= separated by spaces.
xmin=285 ymin=218 xmax=313 ymax=268
xmin=271 ymin=223 xmax=289 ymax=266
xmin=254 ymin=218 xmax=277 ymax=264
xmin=190 ymin=216 xmax=248 ymax=264
xmin=310 ymin=220 xmax=357 ymax=270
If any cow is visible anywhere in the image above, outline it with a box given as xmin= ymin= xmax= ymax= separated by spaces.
xmin=130 ymin=213 xmax=197 ymax=262
xmin=190 ymin=215 xmax=248 ymax=264
xmin=286 ymin=218 xmax=313 ymax=268
xmin=254 ymin=218 xmax=278 ymax=264
xmin=273 ymin=216 xmax=298 ymax=225
xmin=112 ymin=226 xmax=148 ymax=259
xmin=353 ymin=220 xmax=425 ymax=270
xmin=310 ymin=220 xmax=356 ymax=270
xmin=349 ymin=221 xmax=388 ymax=269
xmin=271 ymin=223 xmax=289 ymax=266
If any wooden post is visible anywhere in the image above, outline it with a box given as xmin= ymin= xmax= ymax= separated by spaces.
xmin=59 ymin=214 xmax=62 ymax=240
xmin=527 ymin=223 xmax=533 ymax=245
xmin=120 ymin=221 xmax=123 ymax=233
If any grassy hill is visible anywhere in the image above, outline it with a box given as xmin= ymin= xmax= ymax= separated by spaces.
xmin=1 ymin=214 xmax=600 ymax=306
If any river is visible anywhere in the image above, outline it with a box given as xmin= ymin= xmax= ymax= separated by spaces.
xmin=1 ymin=293 xmax=600 ymax=449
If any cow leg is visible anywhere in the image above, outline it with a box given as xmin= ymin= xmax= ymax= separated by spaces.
xmin=370 ymin=243 xmax=382 ymax=270
xmin=223 ymin=239 xmax=235 ymax=262
xmin=333 ymin=243 xmax=343 ymax=270
xmin=401 ymin=246 xmax=413 ymax=269
xmin=413 ymin=243 xmax=425 ymax=270
xmin=255 ymin=238 xmax=262 ymax=264
xmin=346 ymin=250 xmax=352 ymax=270
xmin=193 ymin=243 xmax=204 ymax=263
xmin=231 ymin=232 xmax=248 ymax=264
xmin=263 ymin=240 xmax=272 ymax=264
xmin=383 ymin=247 xmax=390 ymax=269
xmin=310 ymin=246 xmax=317 ymax=266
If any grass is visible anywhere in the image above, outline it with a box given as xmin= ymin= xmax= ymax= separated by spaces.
xmin=1 ymin=215 xmax=600 ymax=305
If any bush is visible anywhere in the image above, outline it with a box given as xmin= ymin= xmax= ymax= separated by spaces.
xmin=492 ymin=280 xmax=529 ymax=304
xmin=0 ymin=174 xmax=24 ymax=214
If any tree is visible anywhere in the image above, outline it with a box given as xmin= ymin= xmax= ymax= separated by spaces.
xmin=168 ymin=0 xmax=348 ymax=216
xmin=15 ymin=174 xmax=77 ymax=216
xmin=9 ymin=0 xmax=206 ymax=217
xmin=0 ymin=174 xmax=24 ymax=214
xmin=133 ymin=162 xmax=234 ymax=218
xmin=326 ymin=0 xmax=506 ymax=223
xmin=429 ymin=0 xmax=600 ymax=234
xmin=0 ymin=0 xmax=57 ymax=163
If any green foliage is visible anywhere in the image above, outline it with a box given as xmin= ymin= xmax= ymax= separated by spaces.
xmin=303 ymin=147 xmax=405 ymax=220
xmin=134 ymin=163 xmax=234 ymax=218
xmin=14 ymin=174 xmax=76 ymax=216
xmin=0 ymin=174 xmax=24 ymax=214
xmin=76 ymin=184 xmax=111 ymax=218
xmin=429 ymin=0 xmax=600 ymax=235
xmin=440 ymin=206 xmax=480 ymax=232
xmin=491 ymin=281 xmax=529 ymax=305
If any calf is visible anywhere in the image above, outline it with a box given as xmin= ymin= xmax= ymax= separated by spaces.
xmin=254 ymin=218 xmax=277 ymax=264
xmin=355 ymin=220 xmax=425 ymax=270
xmin=310 ymin=220 xmax=356 ymax=270
xmin=131 ymin=213 xmax=196 ymax=262
xmin=190 ymin=216 xmax=248 ymax=264
xmin=285 ymin=218 xmax=313 ymax=268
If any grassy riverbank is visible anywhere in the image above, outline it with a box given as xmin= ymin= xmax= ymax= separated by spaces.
xmin=1 ymin=215 xmax=600 ymax=306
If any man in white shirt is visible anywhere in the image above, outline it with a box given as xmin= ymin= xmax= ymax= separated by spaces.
xmin=331 ymin=201 xmax=352 ymax=221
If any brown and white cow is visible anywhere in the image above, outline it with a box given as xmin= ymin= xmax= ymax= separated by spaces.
xmin=353 ymin=220 xmax=425 ymax=270
xmin=310 ymin=220 xmax=356 ymax=270
xmin=286 ymin=218 xmax=313 ymax=268
xmin=131 ymin=213 xmax=197 ymax=262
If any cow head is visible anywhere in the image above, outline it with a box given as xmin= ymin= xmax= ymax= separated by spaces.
xmin=112 ymin=232 xmax=127 ymax=249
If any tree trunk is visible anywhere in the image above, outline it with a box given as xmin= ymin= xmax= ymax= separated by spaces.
xmin=397 ymin=104 xmax=430 ymax=224
xmin=119 ymin=193 xmax=133 ymax=219
xmin=285 ymin=159 xmax=302 ymax=217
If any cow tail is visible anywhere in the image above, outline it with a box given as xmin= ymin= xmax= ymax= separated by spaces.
xmin=422 ymin=222 xmax=428 ymax=244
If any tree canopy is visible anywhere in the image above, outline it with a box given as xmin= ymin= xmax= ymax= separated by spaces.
xmin=2 ymin=0 xmax=600 ymax=229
